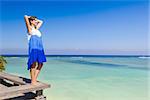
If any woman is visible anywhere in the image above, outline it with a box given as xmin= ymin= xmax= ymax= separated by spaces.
xmin=24 ymin=15 xmax=46 ymax=85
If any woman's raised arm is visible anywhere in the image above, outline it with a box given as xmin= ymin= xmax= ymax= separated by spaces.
xmin=24 ymin=15 xmax=32 ymax=34
xmin=35 ymin=19 xmax=43 ymax=30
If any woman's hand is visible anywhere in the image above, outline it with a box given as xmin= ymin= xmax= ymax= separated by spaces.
xmin=24 ymin=15 xmax=28 ymax=17
xmin=35 ymin=18 xmax=43 ymax=23
xmin=24 ymin=15 xmax=30 ymax=18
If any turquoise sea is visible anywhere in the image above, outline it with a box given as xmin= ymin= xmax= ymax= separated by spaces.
xmin=4 ymin=56 xmax=149 ymax=100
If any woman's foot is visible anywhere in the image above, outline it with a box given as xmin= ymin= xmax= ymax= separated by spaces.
xmin=31 ymin=80 xmax=37 ymax=85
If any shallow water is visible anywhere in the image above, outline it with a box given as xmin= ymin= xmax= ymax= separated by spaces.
xmin=4 ymin=56 xmax=149 ymax=100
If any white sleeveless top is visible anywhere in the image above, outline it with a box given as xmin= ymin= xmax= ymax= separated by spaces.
xmin=27 ymin=27 xmax=42 ymax=41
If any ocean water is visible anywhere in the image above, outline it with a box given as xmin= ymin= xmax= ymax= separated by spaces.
xmin=4 ymin=56 xmax=150 ymax=100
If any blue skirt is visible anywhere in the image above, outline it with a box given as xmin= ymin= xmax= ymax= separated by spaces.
xmin=27 ymin=35 xmax=46 ymax=70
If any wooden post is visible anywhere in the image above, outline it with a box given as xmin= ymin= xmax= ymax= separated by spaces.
xmin=35 ymin=90 xmax=46 ymax=100
xmin=36 ymin=90 xmax=43 ymax=96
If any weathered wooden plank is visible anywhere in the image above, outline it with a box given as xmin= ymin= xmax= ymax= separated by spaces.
xmin=7 ymin=92 xmax=37 ymax=100
xmin=0 ymin=83 xmax=7 ymax=89
xmin=0 ymin=83 xmax=25 ymax=99
xmin=0 ymin=82 xmax=50 ymax=99
xmin=0 ymin=72 xmax=50 ymax=99
xmin=0 ymin=91 xmax=25 ymax=100
xmin=1 ymin=92 xmax=37 ymax=100
xmin=0 ymin=72 xmax=27 ymax=85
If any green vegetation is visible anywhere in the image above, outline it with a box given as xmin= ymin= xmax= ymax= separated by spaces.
xmin=0 ymin=56 xmax=7 ymax=72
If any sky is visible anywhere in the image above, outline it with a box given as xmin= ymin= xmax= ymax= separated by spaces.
xmin=0 ymin=0 xmax=149 ymax=55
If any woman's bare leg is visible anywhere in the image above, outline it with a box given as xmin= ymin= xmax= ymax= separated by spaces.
xmin=30 ymin=62 xmax=36 ymax=85
xmin=35 ymin=63 xmax=43 ymax=82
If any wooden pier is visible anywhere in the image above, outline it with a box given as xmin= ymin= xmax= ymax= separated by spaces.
xmin=0 ymin=72 xmax=50 ymax=100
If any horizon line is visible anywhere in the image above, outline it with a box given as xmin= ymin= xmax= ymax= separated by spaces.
xmin=1 ymin=54 xmax=150 ymax=57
